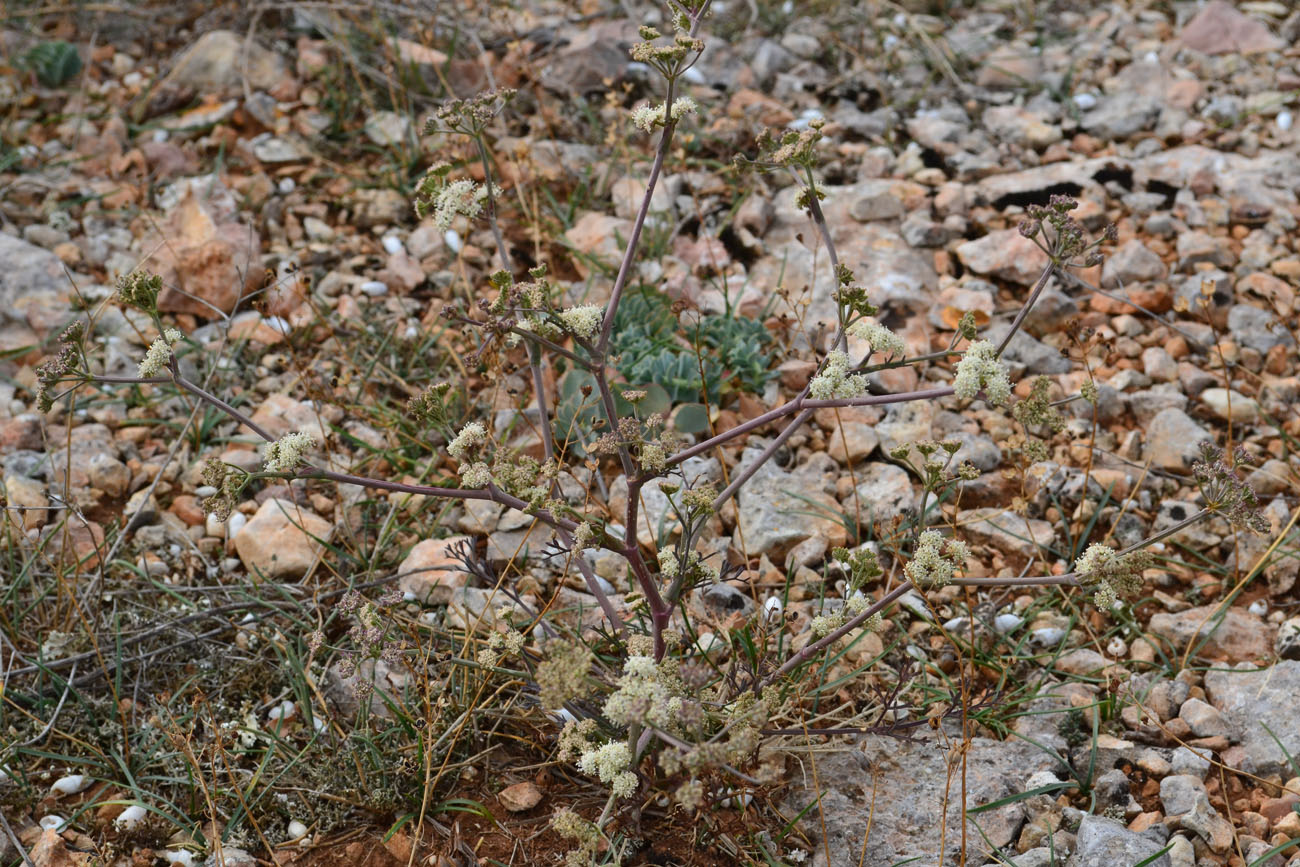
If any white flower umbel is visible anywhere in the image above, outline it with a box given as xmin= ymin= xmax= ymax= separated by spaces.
xmin=808 ymin=350 xmax=868 ymax=400
xmin=602 ymin=654 xmax=680 ymax=730
xmin=904 ymin=530 xmax=968 ymax=588
xmin=431 ymin=179 xmax=491 ymax=231
xmin=953 ymin=340 xmax=1011 ymax=405
xmin=138 ymin=328 xmax=183 ymax=377
xmin=629 ymin=96 xmax=698 ymax=132
xmin=460 ymin=461 xmax=491 ymax=488
xmin=577 ymin=741 xmax=637 ymax=798
xmin=558 ymin=305 xmax=604 ymax=339
xmin=847 ymin=320 xmax=906 ymax=360
xmin=263 ymin=431 xmax=316 ymax=473
xmin=447 ymin=422 xmax=486 ymax=460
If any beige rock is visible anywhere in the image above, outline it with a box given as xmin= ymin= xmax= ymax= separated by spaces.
xmin=3 ymin=474 xmax=48 ymax=530
xmin=1147 ymin=604 xmax=1270 ymax=663
xmin=139 ymin=177 xmax=261 ymax=318
xmin=498 ymin=781 xmax=543 ymax=812
xmin=150 ymin=31 xmax=287 ymax=100
xmin=956 ymin=230 xmax=1049 ymax=286
xmin=234 ymin=498 xmax=332 ymax=579
xmin=397 ymin=536 xmax=470 ymax=604
xmin=563 ymin=212 xmax=632 ymax=282
xmin=959 ymin=508 xmax=1055 ymax=561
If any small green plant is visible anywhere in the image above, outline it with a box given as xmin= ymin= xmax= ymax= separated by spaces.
xmin=23 ymin=40 xmax=82 ymax=88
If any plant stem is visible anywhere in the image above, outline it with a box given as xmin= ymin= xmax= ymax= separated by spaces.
xmin=760 ymin=582 xmax=914 ymax=690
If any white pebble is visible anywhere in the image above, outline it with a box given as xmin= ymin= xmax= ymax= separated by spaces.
xmin=402 ymin=590 xmax=417 ymax=602
xmin=267 ymin=700 xmax=296 ymax=721
xmin=263 ymin=315 xmax=291 ymax=335
xmin=226 ymin=511 xmax=247 ymax=539
xmin=163 ymin=851 xmax=196 ymax=867
xmin=1072 ymin=92 xmax=1098 ymax=111
xmin=443 ymin=229 xmax=462 ymax=253
xmin=548 ymin=707 xmax=577 ymax=725
xmin=781 ymin=0 xmax=793 ymax=13
xmin=277 ymin=177 xmax=296 ymax=194
xmin=195 ymin=485 xmax=218 ymax=498
xmin=358 ymin=280 xmax=388 ymax=297
xmin=311 ymin=716 xmax=327 ymax=733
xmin=51 ymin=774 xmax=91 ymax=795
xmin=1106 ymin=636 xmax=1127 ymax=657
xmin=1143 ymin=51 xmax=1159 ymax=64
xmin=594 ymin=575 xmax=615 ymax=595
xmin=381 ymin=234 xmax=404 ymax=255
xmin=151 ymin=128 xmax=169 ymax=143
xmin=1030 ymin=627 xmax=1067 ymax=647
xmin=114 ymin=804 xmax=148 ymax=830
xmin=40 ymin=815 xmax=68 ymax=831
xmin=764 ymin=597 xmax=784 ymax=620
xmin=942 ymin=616 xmax=971 ymax=633
xmin=287 ymin=819 xmax=309 ymax=840
xmin=1277 ymin=111 xmax=1293 ymax=131
xmin=681 ymin=67 xmax=705 ymax=85
xmin=1248 ymin=598 xmax=1268 ymax=617
xmin=993 ymin=613 xmax=1023 ymax=635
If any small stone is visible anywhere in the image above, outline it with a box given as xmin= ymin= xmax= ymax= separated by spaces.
xmin=1145 ymin=408 xmax=1212 ymax=471
xmin=397 ymin=537 xmax=471 ymax=604
xmin=1178 ymin=698 xmax=1234 ymax=740
xmin=851 ymin=463 xmax=915 ymax=525
xmin=1179 ymin=0 xmax=1285 ymax=54
xmin=363 ymin=111 xmax=412 ymax=147
xmin=956 ymin=229 xmax=1049 ymax=286
xmin=498 ymin=781 xmax=543 ymax=812
xmin=1199 ymin=387 xmax=1258 ymax=423
xmin=1103 ymin=240 xmax=1167 ymax=286
xmin=1276 ymin=616 xmax=1300 ymax=660
xmin=1068 ymin=815 xmax=1171 ymax=866
xmin=233 ymin=498 xmax=333 ymax=579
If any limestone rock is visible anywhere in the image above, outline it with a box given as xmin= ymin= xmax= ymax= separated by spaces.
xmin=397 ymin=536 xmax=470 ymax=604
xmin=1147 ymin=604 xmax=1270 ymax=663
xmin=234 ymin=498 xmax=333 ymax=579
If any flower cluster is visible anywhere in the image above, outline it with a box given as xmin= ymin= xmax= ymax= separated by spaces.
xmin=558 ymin=720 xmax=638 ymax=799
xmin=536 ymin=642 xmax=595 ymax=710
xmin=557 ymin=304 xmax=604 ymax=339
xmin=34 ymin=321 xmax=86 ymax=413
xmin=424 ymin=88 xmax=516 ymax=136
xmin=263 ymin=431 xmax=316 ymax=473
xmin=630 ymin=24 xmax=704 ymax=71
xmin=953 ymin=340 xmax=1011 ymax=405
xmin=333 ymin=588 xmax=406 ymax=696
xmin=629 ymin=96 xmax=698 ymax=133
xmin=904 ymin=530 xmax=969 ymax=588
xmin=138 ymin=328 xmax=183 ymax=378
xmin=602 ymin=655 xmax=682 ymax=730
xmin=200 ymin=458 xmax=246 ymax=521
xmin=447 ymin=422 xmax=487 ymax=460
xmin=414 ymin=168 xmax=493 ymax=231
xmin=1018 ymin=194 xmax=1117 ymax=267
xmin=757 ymin=120 xmax=824 ymax=168
xmin=1073 ymin=543 xmax=1152 ymax=610
xmin=808 ymin=350 xmax=867 ymax=401
xmin=1191 ymin=442 xmax=1269 ymax=534
xmin=478 ymin=627 xmax=526 ymax=667
xmin=116 ymin=270 xmax=162 ymax=313
xmin=847 ymin=320 xmax=906 ymax=360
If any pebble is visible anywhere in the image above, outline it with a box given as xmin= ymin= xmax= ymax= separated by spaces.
xmin=358 ymin=280 xmax=389 ymax=296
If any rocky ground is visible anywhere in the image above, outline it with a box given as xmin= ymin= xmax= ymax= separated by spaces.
xmin=3 ymin=1 xmax=1300 ymax=866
